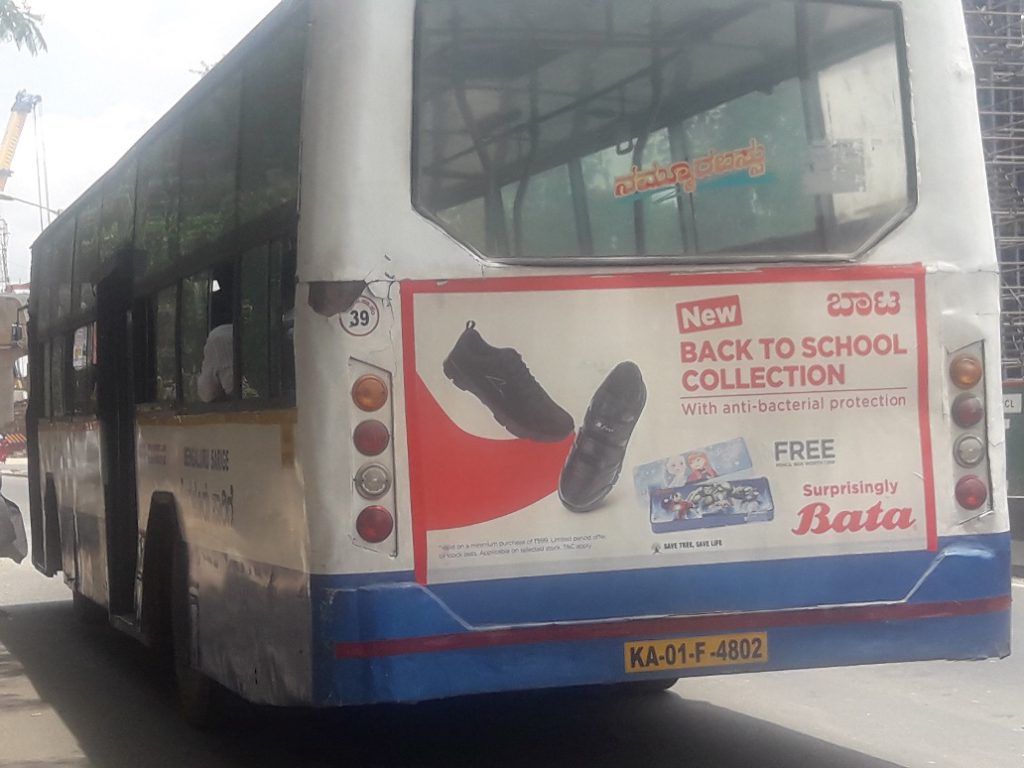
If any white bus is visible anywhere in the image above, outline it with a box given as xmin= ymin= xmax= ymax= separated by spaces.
xmin=28 ymin=0 xmax=1009 ymax=723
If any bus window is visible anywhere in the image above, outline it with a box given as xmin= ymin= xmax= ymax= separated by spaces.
xmin=238 ymin=18 xmax=305 ymax=228
xmin=99 ymin=160 xmax=137 ymax=265
xmin=154 ymin=286 xmax=177 ymax=404
xmin=238 ymin=241 xmax=296 ymax=402
xmin=49 ymin=336 xmax=66 ymax=419
xmin=47 ymin=219 xmax=75 ymax=321
xmin=816 ymin=40 xmax=907 ymax=251
xmin=32 ymin=226 xmax=63 ymax=332
xmin=180 ymin=271 xmax=214 ymax=404
xmin=413 ymin=0 xmax=911 ymax=261
xmin=74 ymin=196 xmax=100 ymax=314
xmin=180 ymin=74 xmax=240 ymax=260
xmin=72 ymin=325 xmax=97 ymax=415
xmin=240 ymin=246 xmax=270 ymax=400
xmin=41 ymin=341 xmax=51 ymax=418
xmin=271 ymin=241 xmax=296 ymax=400
xmin=135 ymin=124 xmax=182 ymax=280
xmin=501 ymin=165 xmax=579 ymax=259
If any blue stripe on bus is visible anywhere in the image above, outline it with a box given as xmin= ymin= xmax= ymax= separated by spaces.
xmin=310 ymin=533 xmax=1011 ymax=705
xmin=312 ymin=533 xmax=1010 ymax=638
xmin=316 ymin=605 xmax=1010 ymax=706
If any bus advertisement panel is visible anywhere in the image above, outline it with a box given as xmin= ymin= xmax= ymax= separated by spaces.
xmin=403 ymin=267 xmax=933 ymax=585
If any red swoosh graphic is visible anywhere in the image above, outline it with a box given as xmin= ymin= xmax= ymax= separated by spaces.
xmin=407 ymin=376 xmax=573 ymax=532
xmin=407 ymin=373 xmax=573 ymax=533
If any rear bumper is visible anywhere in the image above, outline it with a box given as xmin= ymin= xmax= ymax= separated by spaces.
xmin=312 ymin=533 xmax=1012 ymax=706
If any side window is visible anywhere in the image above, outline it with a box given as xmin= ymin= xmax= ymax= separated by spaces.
xmin=180 ymin=75 xmax=240 ymax=258
xmin=154 ymin=286 xmax=178 ymax=404
xmin=41 ymin=340 xmax=52 ymax=418
xmin=239 ymin=241 xmax=295 ymax=402
xmin=72 ymin=325 xmax=97 ymax=415
xmin=53 ymin=220 xmax=75 ymax=321
xmin=50 ymin=336 xmax=66 ymax=418
xmin=180 ymin=271 xmax=213 ymax=404
xmin=100 ymin=161 xmax=137 ymax=265
xmin=74 ymin=197 xmax=100 ymax=314
xmin=32 ymin=245 xmax=54 ymax=332
xmin=238 ymin=18 xmax=305 ymax=227
xmin=240 ymin=247 xmax=269 ymax=400
xmin=273 ymin=242 xmax=296 ymax=399
xmin=135 ymin=125 xmax=182 ymax=280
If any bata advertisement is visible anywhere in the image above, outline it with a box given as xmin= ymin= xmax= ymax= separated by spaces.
xmin=401 ymin=266 xmax=935 ymax=585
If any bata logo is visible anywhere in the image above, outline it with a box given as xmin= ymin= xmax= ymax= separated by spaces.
xmin=677 ymin=295 xmax=743 ymax=334
xmin=792 ymin=501 xmax=914 ymax=535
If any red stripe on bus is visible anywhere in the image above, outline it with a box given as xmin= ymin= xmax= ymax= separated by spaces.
xmin=333 ymin=594 xmax=1010 ymax=660
xmin=400 ymin=282 xmax=429 ymax=585
xmin=401 ymin=263 xmax=927 ymax=296
xmin=914 ymin=274 xmax=938 ymax=552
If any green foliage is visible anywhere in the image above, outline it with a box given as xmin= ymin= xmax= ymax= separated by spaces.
xmin=0 ymin=0 xmax=46 ymax=54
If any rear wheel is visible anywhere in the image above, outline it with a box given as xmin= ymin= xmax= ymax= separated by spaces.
xmin=170 ymin=534 xmax=220 ymax=728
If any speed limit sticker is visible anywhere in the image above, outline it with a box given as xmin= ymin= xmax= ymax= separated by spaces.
xmin=341 ymin=296 xmax=380 ymax=337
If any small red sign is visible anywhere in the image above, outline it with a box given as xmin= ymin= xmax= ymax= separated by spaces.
xmin=676 ymin=295 xmax=743 ymax=334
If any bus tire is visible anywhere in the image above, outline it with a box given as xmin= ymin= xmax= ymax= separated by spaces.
xmin=171 ymin=532 xmax=220 ymax=728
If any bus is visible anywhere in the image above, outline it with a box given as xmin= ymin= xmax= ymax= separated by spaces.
xmin=26 ymin=0 xmax=1010 ymax=722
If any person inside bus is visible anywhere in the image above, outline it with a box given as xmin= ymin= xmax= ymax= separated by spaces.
xmin=198 ymin=280 xmax=234 ymax=403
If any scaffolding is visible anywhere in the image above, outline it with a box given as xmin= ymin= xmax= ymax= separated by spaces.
xmin=964 ymin=1 xmax=1024 ymax=379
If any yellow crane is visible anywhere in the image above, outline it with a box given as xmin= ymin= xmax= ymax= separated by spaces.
xmin=0 ymin=91 xmax=41 ymax=193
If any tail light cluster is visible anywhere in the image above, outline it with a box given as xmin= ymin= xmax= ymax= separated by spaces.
xmin=948 ymin=346 xmax=991 ymax=513
xmin=350 ymin=364 xmax=396 ymax=549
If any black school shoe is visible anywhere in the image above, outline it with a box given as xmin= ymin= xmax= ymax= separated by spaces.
xmin=559 ymin=362 xmax=646 ymax=512
xmin=443 ymin=321 xmax=575 ymax=442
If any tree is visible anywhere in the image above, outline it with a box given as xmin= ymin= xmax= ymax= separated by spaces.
xmin=0 ymin=0 xmax=46 ymax=54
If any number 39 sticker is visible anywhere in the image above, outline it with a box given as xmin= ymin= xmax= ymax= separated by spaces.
xmin=341 ymin=296 xmax=380 ymax=337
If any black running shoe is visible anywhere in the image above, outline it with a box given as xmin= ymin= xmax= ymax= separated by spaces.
xmin=443 ymin=321 xmax=575 ymax=443
xmin=559 ymin=362 xmax=646 ymax=512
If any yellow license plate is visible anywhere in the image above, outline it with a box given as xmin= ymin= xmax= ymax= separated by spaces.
xmin=624 ymin=632 xmax=768 ymax=673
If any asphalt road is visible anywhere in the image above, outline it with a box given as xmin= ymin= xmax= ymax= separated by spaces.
xmin=0 ymin=474 xmax=1021 ymax=768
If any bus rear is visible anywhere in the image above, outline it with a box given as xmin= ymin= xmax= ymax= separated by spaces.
xmin=297 ymin=0 xmax=1010 ymax=705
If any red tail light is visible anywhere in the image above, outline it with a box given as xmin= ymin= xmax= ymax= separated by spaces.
xmin=353 ymin=420 xmax=390 ymax=456
xmin=955 ymin=475 xmax=988 ymax=510
xmin=951 ymin=393 xmax=984 ymax=428
xmin=356 ymin=506 xmax=394 ymax=543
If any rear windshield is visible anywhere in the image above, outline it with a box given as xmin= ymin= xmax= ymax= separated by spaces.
xmin=413 ymin=0 xmax=912 ymax=262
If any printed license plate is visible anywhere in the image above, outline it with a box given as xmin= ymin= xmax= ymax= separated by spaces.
xmin=624 ymin=632 xmax=768 ymax=673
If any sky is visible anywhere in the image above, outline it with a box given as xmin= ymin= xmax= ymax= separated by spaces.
xmin=0 ymin=0 xmax=281 ymax=285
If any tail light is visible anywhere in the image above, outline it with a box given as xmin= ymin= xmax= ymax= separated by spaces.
xmin=348 ymin=358 xmax=397 ymax=554
xmin=356 ymin=506 xmax=395 ymax=543
xmin=352 ymin=374 xmax=389 ymax=412
xmin=955 ymin=476 xmax=988 ymax=510
xmin=951 ymin=393 xmax=984 ymax=428
xmin=953 ymin=435 xmax=984 ymax=468
xmin=353 ymin=420 xmax=390 ymax=456
xmin=355 ymin=463 xmax=391 ymax=499
xmin=949 ymin=355 xmax=983 ymax=389
xmin=947 ymin=345 xmax=990 ymax=516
